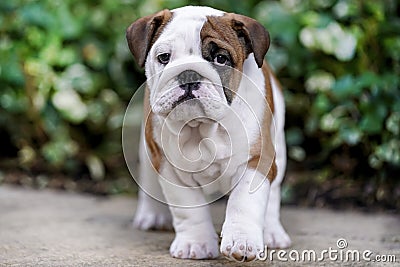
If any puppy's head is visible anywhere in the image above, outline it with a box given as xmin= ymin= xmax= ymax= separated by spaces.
xmin=126 ymin=6 xmax=270 ymax=122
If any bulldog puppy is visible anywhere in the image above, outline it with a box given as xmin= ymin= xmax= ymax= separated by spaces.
xmin=126 ymin=6 xmax=291 ymax=261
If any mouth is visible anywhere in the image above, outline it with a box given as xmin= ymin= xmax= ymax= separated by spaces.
xmin=152 ymin=72 xmax=229 ymax=120
xmin=172 ymin=92 xmax=197 ymax=108
xmin=172 ymin=82 xmax=200 ymax=108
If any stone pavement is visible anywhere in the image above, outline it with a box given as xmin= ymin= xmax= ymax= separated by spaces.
xmin=0 ymin=184 xmax=399 ymax=266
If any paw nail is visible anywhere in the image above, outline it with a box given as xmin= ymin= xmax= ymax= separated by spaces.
xmin=178 ymin=250 xmax=183 ymax=257
xmin=248 ymin=246 xmax=252 ymax=252
xmin=247 ymin=254 xmax=256 ymax=261
xmin=208 ymin=252 xmax=213 ymax=258
xmin=226 ymin=245 xmax=231 ymax=251
xmin=232 ymin=252 xmax=244 ymax=261
xmin=239 ymin=244 xmax=245 ymax=250
xmin=191 ymin=252 xmax=196 ymax=258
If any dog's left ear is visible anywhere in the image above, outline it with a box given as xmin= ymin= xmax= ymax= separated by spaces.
xmin=126 ymin=9 xmax=172 ymax=68
xmin=227 ymin=13 xmax=270 ymax=68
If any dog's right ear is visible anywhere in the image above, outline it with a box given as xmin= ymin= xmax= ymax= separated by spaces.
xmin=126 ymin=9 xmax=172 ymax=68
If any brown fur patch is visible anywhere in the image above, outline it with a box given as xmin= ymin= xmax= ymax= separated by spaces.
xmin=262 ymin=63 xmax=275 ymax=114
xmin=200 ymin=13 xmax=270 ymax=103
xmin=200 ymin=15 xmax=248 ymax=71
xmin=200 ymin=14 xmax=248 ymax=99
xmin=143 ymin=85 xmax=162 ymax=172
xmin=248 ymin=61 xmax=277 ymax=182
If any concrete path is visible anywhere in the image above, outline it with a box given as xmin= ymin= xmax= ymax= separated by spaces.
xmin=0 ymin=185 xmax=399 ymax=266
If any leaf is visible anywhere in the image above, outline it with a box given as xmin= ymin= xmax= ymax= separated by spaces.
xmin=41 ymin=138 xmax=79 ymax=166
xmin=339 ymin=126 xmax=363 ymax=146
xmin=357 ymin=71 xmax=380 ymax=88
xmin=54 ymin=3 xmax=83 ymax=39
xmin=365 ymin=0 xmax=385 ymax=21
xmin=86 ymin=154 xmax=105 ymax=181
xmin=386 ymin=112 xmax=400 ymax=135
xmin=361 ymin=96 xmax=389 ymax=132
xmin=255 ymin=1 xmax=301 ymax=46
xmin=374 ymin=139 xmax=400 ymax=166
xmin=288 ymin=146 xmax=306 ymax=162
xmin=56 ymin=64 xmax=95 ymax=95
xmin=41 ymin=102 xmax=62 ymax=135
xmin=82 ymin=42 xmax=107 ymax=69
xmin=300 ymin=11 xmax=333 ymax=28
xmin=320 ymin=113 xmax=340 ymax=132
xmin=52 ymin=89 xmax=88 ymax=124
xmin=286 ymin=127 xmax=304 ymax=146
xmin=0 ymin=88 xmax=28 ymax=113
xmin=39 ymin=35 xmax=61 ymax=65
xmin=359 ymin=111 xmax=384 ymax=134
xmin=368 ymin=154 xmax=382 ymax=169
xmin=320 ymin=106 xmax=347 ymax=132
xmin=331 ymin=75 xmax=361 ymax=99
xmin=383 ymin=37 xmax=400 ymax=60
xmin=57 ymin=47 xmax=78 ymax=67
xmin=18 ymin=3 xmax=55 ymax=29
xmin=0 ymin=49 xmax=25 ymax=86
xmin=313 ymin=94 xmax=332 ymax=114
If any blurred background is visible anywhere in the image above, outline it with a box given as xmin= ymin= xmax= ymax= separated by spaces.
xmin=0 ymin=0 xmax=399 ymax=211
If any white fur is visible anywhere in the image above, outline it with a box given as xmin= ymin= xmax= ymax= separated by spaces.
xmin=264 ymin=76 xmax=292 ymax=248
xmin=220 ymin=169 xmax=270 ymax=261
xmin=133 ymin=6 xmax=291 ymax=261
xmin=133 ymin=127 xmax=172 ymax=230
xmin=160 ymin=161 xmax=219 ymax=258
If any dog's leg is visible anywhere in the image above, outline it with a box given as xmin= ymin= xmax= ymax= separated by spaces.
xmin=133 ymin=136 xmax=172 ymax=231
xmin=133 ymin=188 xmax=173 ymax=231
xmin=220 ymin=169 xmax=270 ymax=261
xmin=263 ymin=82 xmax=291 ymax=248
xmin=159 ymin=163 xmax=219 ymax=259
xmin=263 ymin=153 xmax=291 ymax=248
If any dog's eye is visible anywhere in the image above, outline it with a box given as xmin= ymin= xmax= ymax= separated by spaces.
xmin=157 ymin=53 xmax=170 ymax=64
xmin=213 ymin=54 xmax=229 ymax=66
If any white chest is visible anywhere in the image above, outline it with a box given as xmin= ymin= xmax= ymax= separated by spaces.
xmin=155 ymin=119 xmax=249 ymax=191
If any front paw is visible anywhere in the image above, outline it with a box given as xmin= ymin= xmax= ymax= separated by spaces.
xmin=264 ymin=219 xmax=291 ymax=248
xmin=220 ymin=224 xmax=265 ymax=262
xmin=170 ymin=232 xmax=219 ymax=259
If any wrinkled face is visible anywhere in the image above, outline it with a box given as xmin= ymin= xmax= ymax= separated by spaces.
xmin=126 ymin=6 xmax=270 ymax=122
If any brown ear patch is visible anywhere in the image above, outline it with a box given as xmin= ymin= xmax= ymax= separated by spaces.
xmin=126 ymin=9 xmax=172 ymax=67
xmin=226 ymin=13 xmax=270 ymax=68
xmin=200 ymin=15 xmax=248 ymax=71
xmin=200 ymin=13 xmax=270 ymax=69
xmin=200 ymin=14 xmax=254 ymax=102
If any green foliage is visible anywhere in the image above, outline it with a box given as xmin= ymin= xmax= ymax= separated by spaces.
xmin=0 ymin=0 xmax=399 ymax=186
xmin=255 ymin=0 xmax=400 ymax=178
xmin=0 ymin=0 xmax=143 ymax=179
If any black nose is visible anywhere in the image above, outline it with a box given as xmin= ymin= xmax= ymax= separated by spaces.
xmin=178 ymin=70 xmax=201 ymax=92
